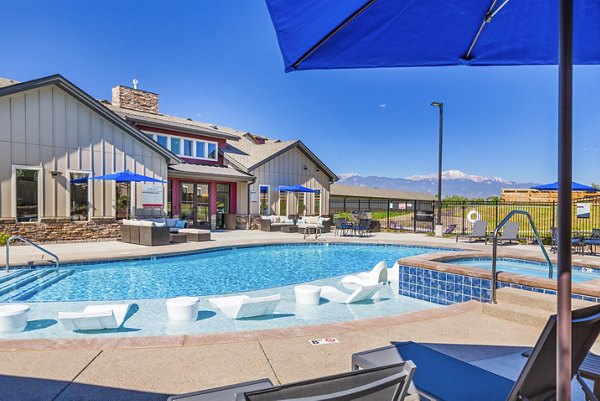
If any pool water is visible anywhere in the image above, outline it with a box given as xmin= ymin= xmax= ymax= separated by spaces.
xmin=447 ymin=258 xmax=600 ymax=282
xmin=17 ymin=244 xmax=447 ymax=302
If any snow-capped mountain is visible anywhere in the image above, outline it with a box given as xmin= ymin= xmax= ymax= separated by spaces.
xmin=337 ymin=170 xmax=538 ymax=199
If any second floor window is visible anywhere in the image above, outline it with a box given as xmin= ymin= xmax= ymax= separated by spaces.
xmin=144 ymin=131 xmax=218 ymax=161
xmin=184 ymin=140 xmax=193 ymax=156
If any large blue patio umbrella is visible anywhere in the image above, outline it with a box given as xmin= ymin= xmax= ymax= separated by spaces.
xmin=73 ymin=170 xmax=166 ymax=218
xmin=265 ymin=1 xmax=600 ymax=398
xmin=532 ymin=181 xmax=599 ymax=192
xmin=278 ymin=185 xmax=320 ymax=193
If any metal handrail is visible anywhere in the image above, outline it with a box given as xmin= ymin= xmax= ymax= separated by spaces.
xmin=5 ymin=236 xmax=60 ymax=273
xmin=491 ymin=210 xmax=553 ymax=303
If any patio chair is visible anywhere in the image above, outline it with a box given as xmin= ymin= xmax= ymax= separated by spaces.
xmin=168 ymin=361 xmax=415 ymax=401
xmin=584 ymin=228 xmax=600 ymax=255
xmin=334 ymin=218 xmax=353 ymax=236
xmin=443 ymin=224 xmax=457 ymax=236
xmin=352 ymin=303 xmax=600 ymax=401
xmin=353 ymin=219 xmax=372 ymax=237
xmin=341 ymin=261 xmax=388 ymax=288
xmin=58 ymin=303 xmax=132 ymax=331
xmin=456 ymin=220 xmax=488 ymax=243
xmin=208 ymin=294 xmax=281 ymax=319
xmin=550 ymin=226 xmax=584 ymax=254
xmin=320 ymin=283 xmax=383 ymax=304
xmin=485 ymin=221 xmax=521 ymax=245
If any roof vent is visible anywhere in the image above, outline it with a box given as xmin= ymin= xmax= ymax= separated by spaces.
xmin=209 ymin=124 xmax=219 ymax=130
xmin=133 ymin=79 xmax=139 ymax=89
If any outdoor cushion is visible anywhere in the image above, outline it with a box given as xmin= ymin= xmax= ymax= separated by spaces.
xmin=272 ymin=216 xmax=281 ymax=223
xmin=179 ymin=229 xmax=211 ymax=234
xmin=155 ymin=222 xmax=167 ymax=227
xmin=175 ymin=220 xmax=186 ymax=228
xmin=138 ymin=221 xmax=155 ymax=227
xmin=122 ymin=219 xmax=134 ymax=225
xmin=151 ymin=218 xmax=166 ymax=224
xmin=166 ymin=218 xmax=178 ymax=228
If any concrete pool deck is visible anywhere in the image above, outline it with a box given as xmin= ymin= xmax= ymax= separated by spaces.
xmin=2 ymin=231 xmax=600 ymax=400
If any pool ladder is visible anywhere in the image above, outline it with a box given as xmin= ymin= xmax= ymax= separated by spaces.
xmin=5 ymin=236 xmax=60 ymax=274
xmin=490 ymin=210 xmax=552 ymax=303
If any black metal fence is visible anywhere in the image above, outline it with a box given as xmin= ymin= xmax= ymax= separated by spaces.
xmin=330 ymin=196 xmax=600 ymax=239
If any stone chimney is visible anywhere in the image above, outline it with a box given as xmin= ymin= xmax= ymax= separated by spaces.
xmin=112 ymin=81 xmax=159 ymax=114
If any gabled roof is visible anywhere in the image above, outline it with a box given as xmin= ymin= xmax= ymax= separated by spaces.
xmin=169 ymin=163 xmax=254 ymax=181
xmin=0 ymin=77 xmax=19 ymax=88
xmin=0 ymin=74 xmax=180 ymax=164
xmin=330 ymin=184 xmax=435 ymax=201
xmin=223 ymin=137 xmax=338 ymax=181
xmin=104 ymin=103 xmax=241 ymax=141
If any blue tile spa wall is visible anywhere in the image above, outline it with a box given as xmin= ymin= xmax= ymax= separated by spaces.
xmin=398 ymin=265 xmax=600 ymax=305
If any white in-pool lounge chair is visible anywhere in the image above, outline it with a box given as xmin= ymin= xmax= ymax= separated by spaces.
xmin=341 ymin=261 xmax=388 ymax=288
xmin=208 ymin=294 xmax=281 ymax=319
xmin=320 ymin=284 xmax=383 ymax=304
xmin=58 ymin=303 xmax=132 ymax=331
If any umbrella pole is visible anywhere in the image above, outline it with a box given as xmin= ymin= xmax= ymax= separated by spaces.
xmin=557 ymin=0 xmax=573 ymax=399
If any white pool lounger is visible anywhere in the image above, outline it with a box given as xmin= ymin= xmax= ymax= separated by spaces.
xmin=208 ymin=294 xmax=281 ymax=319
xmin=341 ymin=261 xmax=388 ymax=288
xmin=321 ymin=284 xmax=383 ymax=304
xmin=58 ymin=303 xmax=132 ymax=331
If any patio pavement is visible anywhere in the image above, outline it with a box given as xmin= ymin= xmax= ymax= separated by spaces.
xmin=1 ymin=231 xmax=600 ymax=400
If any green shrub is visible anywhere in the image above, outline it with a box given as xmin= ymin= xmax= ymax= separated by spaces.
xmin=0 ymin=233 xmax=10 ymax=246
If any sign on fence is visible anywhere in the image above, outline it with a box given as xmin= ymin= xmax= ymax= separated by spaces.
xmin=577 ymin=203 xmax=591 ymax=218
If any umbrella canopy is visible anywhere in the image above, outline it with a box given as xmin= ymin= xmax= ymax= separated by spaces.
xmin=266 ymin=1 xmax=599 ymax=398
xmin=71 ymin=170 xmax=166 ymax=184
xmin=278 ymin=185 xmax=320 ymax=193
xmin=532 ymin=181 xmax=598 ymax=191
xmin=266 ymin=0 xmax=600 ymax=71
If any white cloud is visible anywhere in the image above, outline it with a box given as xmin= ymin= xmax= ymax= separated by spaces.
xmin=584 ymin=146 xmax=599 ymax=152
xmin=378 ymin=103 xmax=387 ymax=109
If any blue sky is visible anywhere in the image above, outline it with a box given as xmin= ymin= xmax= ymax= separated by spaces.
xmin=2 ymin=1 xmax=599 ymax=184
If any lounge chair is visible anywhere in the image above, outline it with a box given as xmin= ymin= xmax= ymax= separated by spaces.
xmin=168 ymin=361 xmax=415 ymax=401
xmin=443 ymin=224 xmax=457 ymax=236
xmin=352 ymin=304 xmax=600 ymax=401
xmin=320 ymin=283 xmax=383 ymax=304
xmin=58 ymin=303 xmax=132 ymax=331
xmin=550 ymin=226 xmax=584 ymax=254
xmin=486 ymin=221 xmax=521 ymax=245
xmin=341 ymin=261 xmax=388 ymax=288
xmin=208 ymin=294 xmax=281 ymax=319
xmin=334 ymin=217 xmax=353 ymax=236
xmin=456 ymin=220 xmax=488 ymax=243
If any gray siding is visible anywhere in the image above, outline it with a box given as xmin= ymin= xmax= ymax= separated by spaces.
xmin=248 ymin=147 xmax=330 ymax=216
xmin=0 ymin=85 xmax=168 ymax=219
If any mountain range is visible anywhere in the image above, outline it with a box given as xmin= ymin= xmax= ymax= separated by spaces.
xmin=337 ymin=170 xmax=539 ymax=199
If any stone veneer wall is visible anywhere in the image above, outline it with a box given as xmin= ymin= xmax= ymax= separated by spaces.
xmin=111 ymin=85 xmax=159 ymax=114
xmin=0 ymin=218 xmax=121 ymax=243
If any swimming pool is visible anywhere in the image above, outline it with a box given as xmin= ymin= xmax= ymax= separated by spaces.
xmin=3 ymin=243 xmax=449 ymax=302
xmin=447 ymin=257 xmax=600 ymax=282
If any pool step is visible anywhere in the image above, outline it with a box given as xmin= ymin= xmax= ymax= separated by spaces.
xmin=0 ymin=269 xmax=55 ymax=298
xmin=7 ymin=270 xmax=74 ymax=301
xmin=0 ymin=269 xmax=31 ymax=286
xmin=482 ymin=288 xmax=595 ymax=327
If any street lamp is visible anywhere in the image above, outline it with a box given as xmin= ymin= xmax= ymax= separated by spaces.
xmin=431 ymin=101 xmax=444 ymax=236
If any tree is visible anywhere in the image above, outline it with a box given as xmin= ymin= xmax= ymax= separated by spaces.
xmin=592 ymin=183 xmax=600 ymax=190
xmin=486 ymin=195 xmax=500 ymax=202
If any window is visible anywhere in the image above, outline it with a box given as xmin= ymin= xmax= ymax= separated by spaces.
xmin=183 ymin=139 xmax=193 ymax=157
xmin=259 ymin=185 xmax=270 ymax=216
xmin=145 ymin=133 xmax=154 ymax=140
xmin=279 ymin=191 xmax=288 ymax=216
xmin=70 ymin=172 xmax=89 ymax=221
xmin=298 ymin=193 xmax=306 ymax=216
xmin=207 ymin=143 xmax=217 ymax=160
xmin=157 ymin=135 xmax=168 ymax=148
xmin=196 ymin=141 xmax=206 ymax=158
xmin=116 ymin=182 xmax=130 ymax=219
xmin=15 ymin=168 xmax=39 ymax=222
xmin=314 ymin=191 xmax=321 ymax=216
xmin=170 ymin=137 xmax=181 ymax=154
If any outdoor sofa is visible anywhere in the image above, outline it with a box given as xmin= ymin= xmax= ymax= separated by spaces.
xmin=260 ymin=215 xmax=296 ymax=232
xmin=121 ymin=220 xmax=170 ymax=246
xmin=296 ymin=216 xmax=332 ymax=233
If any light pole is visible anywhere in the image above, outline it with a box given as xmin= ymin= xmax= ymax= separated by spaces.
xmin=431 ymin=101 xmax=444 ymax=236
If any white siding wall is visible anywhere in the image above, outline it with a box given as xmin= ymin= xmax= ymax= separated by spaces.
xmin=248 ymin=147 xmax=331 ymax=216
xmin=0 ymin=85 xmax=168 ymax=218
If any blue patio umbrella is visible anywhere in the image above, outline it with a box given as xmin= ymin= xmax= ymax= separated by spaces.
xmin=265 ymin=0 xmax=600 ymax=397
xmin=532 ymin=181 xmax=598 ymax=192
xmin=72 ymin=171 xmax=166 ymax=218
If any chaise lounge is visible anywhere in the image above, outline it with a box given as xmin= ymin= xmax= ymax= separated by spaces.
xmin=320 ymin=283 xmax=383 ymax=304
xmin=208 ymin=294 xmax=281 ymax=319
xmin=168 ymin=361 xmax=416 ymax=401
xmin=341 ymin=261 xmax=388 ymax=288
xmin=352 ymin=304 xmax=600 ymax=400
xmin=486 ymin=221 xmax=521 ymax=245
xmin=58 ymin=303 xmax=132 ymax=331
xmin=456 ymin=220 xmax=488 ymax=242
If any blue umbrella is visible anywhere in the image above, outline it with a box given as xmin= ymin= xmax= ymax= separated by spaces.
xmin=278 ymin=185 xmax=320 ymax=193
xmin=532 ymin=181 xmax=598 ymax=192
xmin=265 ymin=0 xmax=599 ymax=397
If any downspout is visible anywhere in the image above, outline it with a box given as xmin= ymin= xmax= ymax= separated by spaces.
xmin=247 ymin=177 xmax=256 ymax=230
